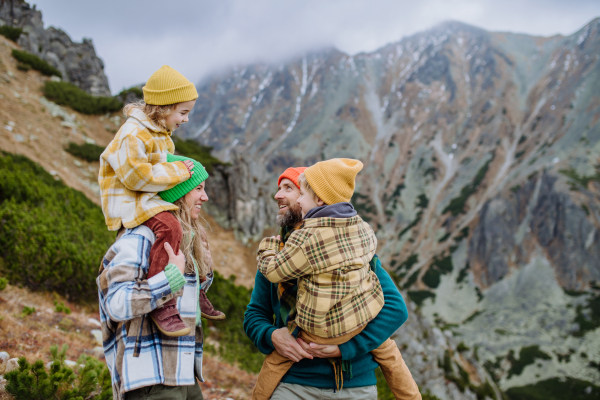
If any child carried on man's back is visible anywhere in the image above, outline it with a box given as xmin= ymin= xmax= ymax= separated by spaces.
xmin=98 ymin=65 xmax=224 ymax=337
xmin=255 ymin=158 xmax=421 ymax=400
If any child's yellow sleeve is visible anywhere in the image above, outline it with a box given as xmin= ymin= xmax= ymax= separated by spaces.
xmin=105 ymin=133 xmax=189 ymax=192
xmin=256 ymin=237 xmax=311 ymax=283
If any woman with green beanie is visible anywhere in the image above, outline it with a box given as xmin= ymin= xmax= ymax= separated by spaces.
xmin=97 ymin=155 xmax=219 ymax=400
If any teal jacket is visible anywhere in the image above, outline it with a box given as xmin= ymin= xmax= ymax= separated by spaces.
xmin=243 ymin=263 xmax=408 ymax=389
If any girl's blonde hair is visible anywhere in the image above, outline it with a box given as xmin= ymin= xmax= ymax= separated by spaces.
xmin=170 ymin=197 xmax=211 ymax=278
xmin=298 ymin=173 xmax=320 ymax=202
xmin=123 ymin=101 xmax=176 ymax=131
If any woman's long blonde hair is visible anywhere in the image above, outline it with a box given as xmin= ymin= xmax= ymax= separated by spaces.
xmin=123 ymin=101 xmax=176 ymax=131
xmin=170 ymin=197 xmax=211 ymax=278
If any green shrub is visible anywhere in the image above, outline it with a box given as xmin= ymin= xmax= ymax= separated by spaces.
xmin=21 ymin=305 xmax=35 ymax=317
xmin=11 ymin=49 xmax=62 ymax=77
xmin=573 ymin=294 xmax=600 ymax=336
xmin=457 ymin=342 xmax=470 ymax=352
xmin=0 ymin=276 xmax=7 ymax=290
xmin=402 ymin=269 xmax=420 ymax=289
xmin=398 ymin=254 xmax=418 ymax=270
xmin=43 ymin=81 xmax=123 ymax=115
xmin=65 ymin=142 xmax=105 ymax=162
xmin=507 ymin=345 xmax=551 ymax=378
xmin=506 ymin=377 xmax=600 ymax=400
xmin=55 ymin=301 xmax=72 ymax=314
xmin=422 ymin=268 xmax=441 ymax=288
xmin=443 ymin=155 xmax=494 ymax=216
xmin=173 ymin=137 xmax=230 ymax=174
xmin=117 ymin=86 xmax=143 ymax=103
xmin=0 ymin=151 xmax=114 ymax=302
xmin=408 ymin=290 xmax=435 ymax=306
xmin=0 ymin=25 xmax=23 ymax=42
xmin=204 ymin=271 xmax=265 ymax=373
xmin=5 ymin=344 xmax=112 ymax=400
xmin=16 ymin=62 xmax=31 ymax=72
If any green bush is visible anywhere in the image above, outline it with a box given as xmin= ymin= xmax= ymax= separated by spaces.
xmin=65 ymin=142 xmax=105 ymax=162
xmin=5 ymin=344 xmax=112 ymax=400
xmin=506 ymin=377 xmax=600 ymax=400
xmin=43 ymin=81 xmax=123 ymax=115
xmin=0 ymin=151 xmax=114 ymax=301
xmin=422 ymin=268 xmax=441 ymax=288
xmin=21 ymin=306 xmax=35 ymax=317
xmin=0 ymin=276 xmax=7 ymax=290
xmin=117 ymin=86 xmax=143 ymax=103
xmin=55 ymin=301 xmax=72 ymax=314
xmin=573 ymin=294 xmax=600 ymax=336
xmin=507 ymin=345 xmax=551 ymax=378
xmin=204 ymin=271 xmax=265 ymax=373
xmin=408 ymin=290 xmax=436 ymax=306
xmin=0 ymin=25 xmax=23 ymax=42
xmin=443 ymin=155 xmax=494 ymax=216
xmin=11 ymin=49 xmax=62 ymax=77
xmin=173 ymin=137 xmax=230 ymax=173
xmin=16 ymin=62 xmax=31 ymax=72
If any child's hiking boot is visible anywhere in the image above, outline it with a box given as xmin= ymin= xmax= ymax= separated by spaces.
xmin=149 ymin=298 xmax=191 ymax=336
xmin=199 ymin=288 xmax=225 ymax=320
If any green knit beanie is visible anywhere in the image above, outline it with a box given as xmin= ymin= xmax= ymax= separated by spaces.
xmin=160 ymin=153 xmax=209 ymax=203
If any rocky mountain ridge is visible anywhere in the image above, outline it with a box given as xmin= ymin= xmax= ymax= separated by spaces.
xmin=180 ymin=18 xmax=600 ymax=398
xmin=0 ymin=0 xmax=111 ymax=96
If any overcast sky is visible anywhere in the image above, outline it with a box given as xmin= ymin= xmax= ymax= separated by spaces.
xmin=31 ymin=0 xmax=600 ymax=94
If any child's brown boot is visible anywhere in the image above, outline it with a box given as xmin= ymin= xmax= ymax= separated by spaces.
xmin=199 ymin=289 xmax=225 ymax=320
xmin=149 ymin=298 xmax=191 ymax=336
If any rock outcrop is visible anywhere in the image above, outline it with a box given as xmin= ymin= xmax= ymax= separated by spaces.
xmin=0 ymin=0 xmax=111 ymax=96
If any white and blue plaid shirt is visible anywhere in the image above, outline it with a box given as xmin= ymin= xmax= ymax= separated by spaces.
xmin=97 ymin=225 xmax=209 ymax=399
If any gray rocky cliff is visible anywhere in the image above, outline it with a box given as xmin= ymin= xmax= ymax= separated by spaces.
xmin=0 ymin=0 xmax=111 ymax=96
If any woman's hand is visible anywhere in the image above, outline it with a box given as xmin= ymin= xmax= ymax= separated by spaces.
xmin=164 ymin=242 xmax=186 ymax=274
xmin=296 ymin=338 xmax=342 ymax=358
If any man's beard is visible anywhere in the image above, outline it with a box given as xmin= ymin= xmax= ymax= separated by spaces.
xmin=276 ymin=203 xmax=303 ymax=228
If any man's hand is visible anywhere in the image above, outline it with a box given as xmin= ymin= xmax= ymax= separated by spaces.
xmin=296 ymin=338 xmax=342 ymax=358
xmin=271 ymin=328 xmax=313 ymax=362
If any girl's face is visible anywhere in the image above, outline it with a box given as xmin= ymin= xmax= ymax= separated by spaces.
xmin=183 ymin=181 xmax=208 ymax=219
xmin=297 ymin=184 xmax=323 ymax=217
xmin=165 ymin=99 xmax=197 ymax=131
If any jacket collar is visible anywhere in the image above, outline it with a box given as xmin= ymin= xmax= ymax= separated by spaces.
xmin=302 ymin=214 xmax=363 ymax=229
xmin=127 ymin=108 xmax=171 ymax=135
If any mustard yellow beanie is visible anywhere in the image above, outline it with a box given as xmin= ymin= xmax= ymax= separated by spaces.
xmin=143 ymin=65 xmax=198 ymax=105
xmin=304 ymin=158 xmax=363 ymax=205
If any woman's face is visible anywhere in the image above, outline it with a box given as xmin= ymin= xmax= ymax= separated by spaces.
xmin=183 ymin=181 xmax=208 ymax=219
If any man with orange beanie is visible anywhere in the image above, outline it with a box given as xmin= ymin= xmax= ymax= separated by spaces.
xmin=247 ymin=159 xmax=421 ymax=400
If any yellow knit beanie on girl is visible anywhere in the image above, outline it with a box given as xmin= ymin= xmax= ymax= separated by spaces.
xmin=143 ymin=65 xmax=198 ymax=105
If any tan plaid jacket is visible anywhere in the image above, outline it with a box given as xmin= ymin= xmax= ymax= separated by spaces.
xmin=99 ymin=108 xmax=190 ymax=231
xmin=257 ymin=216 xmax=384 ymax=338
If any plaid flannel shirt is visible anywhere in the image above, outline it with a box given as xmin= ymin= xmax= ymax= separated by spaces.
xmin=99 ymin=108 xmax=190 ymax=231
xmin=257 ymin=215 xmax=384 ymax=338
xmin=97 ymin=225 xmax=206 ymax=400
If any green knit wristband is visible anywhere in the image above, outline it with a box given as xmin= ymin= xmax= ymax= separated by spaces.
xmin=164 ymin=264 xmax=186 ymax=293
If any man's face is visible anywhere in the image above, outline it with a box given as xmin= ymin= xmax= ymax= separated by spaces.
xmin=274 ymin=178 xmax=303 ymax=227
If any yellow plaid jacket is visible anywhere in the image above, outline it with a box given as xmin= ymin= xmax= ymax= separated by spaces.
xmin=257 ymin=216 xmax=384 ymax=338
xmin=99 ymin=108 xmax=190 ymax=231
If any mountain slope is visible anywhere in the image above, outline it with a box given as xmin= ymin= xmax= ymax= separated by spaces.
xmin=180 ymin=18 xmax=600 ymax=397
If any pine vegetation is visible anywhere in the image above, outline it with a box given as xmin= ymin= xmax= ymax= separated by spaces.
xmin=43 ymin=81 xmax=123 ymax=115
xmin=0 ymin=151 xmax=114 ymax=301
xmin=11 ymin=49 xmax=62 ymax=78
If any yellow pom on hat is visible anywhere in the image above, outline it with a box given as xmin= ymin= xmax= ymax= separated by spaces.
xmin=143 ymin=65 xmax=198 ymax=105
xmin=304 ymin=158 xmax=363 ymax=205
